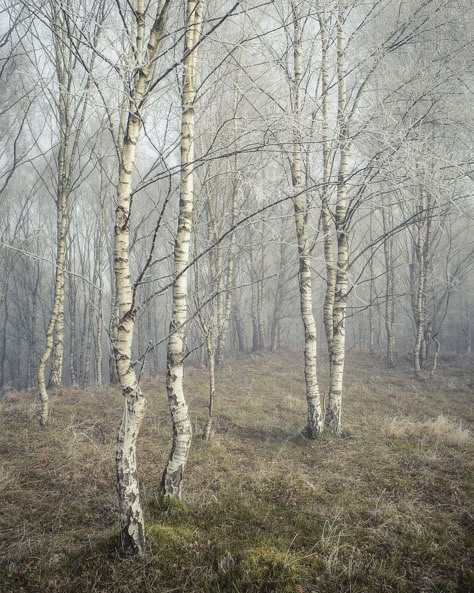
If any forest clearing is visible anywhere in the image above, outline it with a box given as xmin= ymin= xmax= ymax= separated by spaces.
xmin=1 ymin=351 xmax=473 ymax=593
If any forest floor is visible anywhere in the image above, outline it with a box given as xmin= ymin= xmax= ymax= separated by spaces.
xmin=1 ymin=351 xmax=473 ymax=593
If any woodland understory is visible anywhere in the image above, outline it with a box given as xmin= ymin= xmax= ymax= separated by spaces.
xmin=1 ymin=352 xmax=473 ymax=593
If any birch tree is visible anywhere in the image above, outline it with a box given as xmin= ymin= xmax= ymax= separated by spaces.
xmin=35 ymin=0 xmax=102 ymax=424
xmin=113 ymin=0 xmax=170 ymax=554
xmin=161 ymin=0 xmax=204 ymax=499
xmin=291 ymin=3 xmax=323 ymax=438
xmin=323 ymin=0 xmax=349 ymax=434
xmin=382 ymin=206 xmax=396 ymax=368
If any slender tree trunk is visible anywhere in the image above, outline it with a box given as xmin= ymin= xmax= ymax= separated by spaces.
xmin=114 ymin=137 xmax=147 ymax=551
xmin=215 ymin=123 xmax=238 ymax=367
xmin=37 ymin=2 xmax=78 ymax=418
xmin=38 ymin=197 xmax=68 ymax=425
xmin=257 ymin=243 xmax=265 ymax=350
xmin=109 ymin=300 xmax=119 ymax=384
xmin=50 ymin=286 xmax=65 ymax=387
xmin=424 ymin=322 xmax=432 ymax=367
xmin=68 ymin=265 xmax=78 ymax=386
xmin=78 ymin=295 xmax=89 ymax=384
xmin=382 ymin=208 xmax=395 ymax=368
xmin=161 ymin=0 xmax=203 ymax=499
xmin=250 ymin=245 xmax=259 ymax=352
xmin=270 ymin=240 xmax=287 ymax=352
xmin=325 ymin=0 xmax=349 ymax=435
xmin=95 ymin=289 xmax=103 ymax=386
xmin=113 ymin=0 xmax=170 ymax=554
xmin=318 ymin=11 xmax=336 ymax=362
xmin=461 ymin=304 xmax=471 ymax=353
xmin=414 ymin=226 xmax=426 ymax=378
xmin=233 ymin=303 xmax=245 ymax=352
xmin=94 ymin=189 xmax=105 ymax=387
xmin=28 ymin=269 xmax=40 ymax=388
xmin=69 ymin=305 xmax=77 ymax=385
xmin=291 ymin=6 xmax=323 ymax=438
xmin=204 ymin=332 xmax=215 ymax=441
xmin=214 ymin=240 xmax=225 ymax=357
xmin=430 ymin=336 xmax=440 ymax=377
xmin=1 ymin=272 xmax=10 ymax=388
xmin=368 ymin=215 xmax=375 ymax=355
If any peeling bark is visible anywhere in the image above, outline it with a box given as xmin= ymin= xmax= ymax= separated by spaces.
xmin=113 ymin=0 xmax=171 ymax=554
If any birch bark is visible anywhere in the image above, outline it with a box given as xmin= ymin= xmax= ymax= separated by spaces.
xmin=291 ymin=5 xmax=323 ymax=438
xmin=114 ymin=0 xmax=170 ymax=553
xmin=325 ymin=0 xmax=349 ymax=434
xmin=318 ymin=11 xmax=337 ymax=361
xmin=37 ymin=0 xmax=101 ymax=420
xmin=161 ymin=0 xmax=204 ymax=498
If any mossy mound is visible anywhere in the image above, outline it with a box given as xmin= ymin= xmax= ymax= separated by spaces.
xmin=147 ymin=495 xmax=189 ymax=522
xmin=146 ymin=524 xmax=196 ymax=555
xmin=234 ymin=546 xmax=301 ymax=593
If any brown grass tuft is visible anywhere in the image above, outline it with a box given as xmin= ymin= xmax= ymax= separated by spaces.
xmin=384 ymin=414 xmax=471 ymax=447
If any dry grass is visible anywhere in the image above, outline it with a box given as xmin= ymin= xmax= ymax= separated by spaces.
xmin=384 ymin=415 xmax=471 ymax=447
xmin=0 ymin=351 xmax=473 ymax=593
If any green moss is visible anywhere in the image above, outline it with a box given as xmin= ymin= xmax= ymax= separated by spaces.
xmin=146 ymin=524 xmax=196 ymax=557
xmin=458 ymin=569 xmax=474 ymax=593
xmin=147 ymin=495 xmax=189 ymax=522
xmin=237 ymin=546 xmax=300 ymax=593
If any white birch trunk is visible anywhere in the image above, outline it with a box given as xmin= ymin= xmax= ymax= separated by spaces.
xmin=114 ymin=0 xmax=170 ymax=553
xmin=37 ymin=195 xmax=67 ymax=425
xmin=291 ymin=6 xmax=323 ymax=438
xmin=204 ymin=331 xmax=216 ymax=441
xmin=161 ymin=0 xmax=204 ymax=498
xmin=318 ymin=11 xmax=337 ymax=361
xmin=50 ymin=286 xmax=65 ymax=387
xmin=413 ymin=203 xmax=426 ymax=377
xmin=325 ymin=0 xmax=349 ymax=434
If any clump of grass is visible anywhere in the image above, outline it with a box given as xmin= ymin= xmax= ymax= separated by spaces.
xmin=384 ymin=414 xmax=471 ymax=446
xmin=235 ymin=546 xmax=301 ymax=593
xmin=146 ymin=524 xmax=196 ymax=555
xmin=147 ymin=494 xmax=189 ymax=521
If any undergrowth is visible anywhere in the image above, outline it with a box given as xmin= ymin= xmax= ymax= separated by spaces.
xmin=0 ymin=352 xmax=473 ymax=593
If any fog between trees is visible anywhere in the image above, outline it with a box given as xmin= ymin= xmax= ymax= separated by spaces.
xmin=0 ymin=0 xmax=473 ymax=553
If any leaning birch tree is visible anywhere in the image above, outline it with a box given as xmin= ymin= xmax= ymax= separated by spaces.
xmin=113 ymin=0 xmax=170 ymax=554
xmin=36 ymin=0 xmax=102 ymax=424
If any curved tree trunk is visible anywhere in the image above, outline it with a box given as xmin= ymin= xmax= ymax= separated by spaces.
xmin=113 ymin=0 xmax=171 ymax=554
xmin=38 ymin=197 xmax=67 ymax=425
xmin=161 ymin=0 xmax=204 ymax=499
